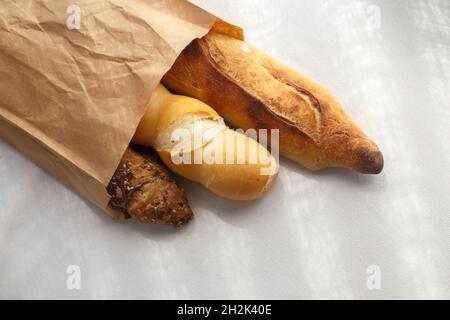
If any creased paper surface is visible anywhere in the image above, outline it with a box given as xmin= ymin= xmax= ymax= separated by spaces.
xmin=0 ymin=0 xmax=218 ymax=216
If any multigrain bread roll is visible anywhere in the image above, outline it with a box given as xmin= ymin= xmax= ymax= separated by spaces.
xmin=108 ymin=147 xmax=193 ymax=227
xmin=132 ymin=84 xmax=278 ymax=200
xmin=163 ymin=32 xmax=384 ymax=174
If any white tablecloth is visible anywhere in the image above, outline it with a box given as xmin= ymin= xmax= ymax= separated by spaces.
xmin=1 ymin=0 xmax=449 ymax=299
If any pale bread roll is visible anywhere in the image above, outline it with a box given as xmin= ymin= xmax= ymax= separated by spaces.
xmin=133 ymin=84 xmax=278 ymax=200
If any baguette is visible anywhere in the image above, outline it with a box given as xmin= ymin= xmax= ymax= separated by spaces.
xmin=108 ymin=147 xmax=193 ymax=227
xmin=132 ymin=84 xmax=278 ymax=200
xmin=162 ymin=32 xmax=384 ymax=174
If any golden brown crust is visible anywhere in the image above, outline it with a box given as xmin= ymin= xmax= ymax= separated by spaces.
xmin=162 ymin=33 xmax=383 ymax=174
xmin=107 ymin=147 xmax=194 ymax=227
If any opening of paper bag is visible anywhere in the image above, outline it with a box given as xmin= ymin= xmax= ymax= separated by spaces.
xmin=0 ymin=0 xmax=242 ymax=219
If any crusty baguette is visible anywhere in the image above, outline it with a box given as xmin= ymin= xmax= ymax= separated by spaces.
xmin=132 ymin=84 xmax=278 ymax=200
xmin=108 ymin=147 xmax=193 ymax=227
xmin=162 ymin=32 xmax=384 ymax=174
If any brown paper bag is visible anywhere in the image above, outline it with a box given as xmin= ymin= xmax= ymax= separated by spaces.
xmin=0 ymin=0 xmax=242 ymax=218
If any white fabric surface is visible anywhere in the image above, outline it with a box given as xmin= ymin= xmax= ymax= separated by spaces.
xmin=1 ymin=0 xmax=449 ymax=299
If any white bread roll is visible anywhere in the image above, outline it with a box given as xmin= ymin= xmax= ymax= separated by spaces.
xmin=133 ymin=84 xmax=278 ymax=200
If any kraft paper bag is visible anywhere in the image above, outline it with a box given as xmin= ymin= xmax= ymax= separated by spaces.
xmin=0 ymin=0 xmax=243 ymax=218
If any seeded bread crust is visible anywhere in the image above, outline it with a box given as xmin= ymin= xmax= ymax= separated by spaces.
xmin=108 ymin=147 xmax=193 ymax=227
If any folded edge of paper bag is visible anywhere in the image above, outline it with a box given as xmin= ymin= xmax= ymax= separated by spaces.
xmin=0 ymin=109 xmax=123 ymax=218
xmin=0 ymin=0 xmax=243 ymax=219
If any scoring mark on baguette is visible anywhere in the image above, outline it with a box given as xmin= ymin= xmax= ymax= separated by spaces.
xmin=268 ymin=67 xmax=322 ymax=112
xmin=203 ymin=34 xmax=322 ymax=143
xmin=263 ymin=62 xmax=324 ymax=143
